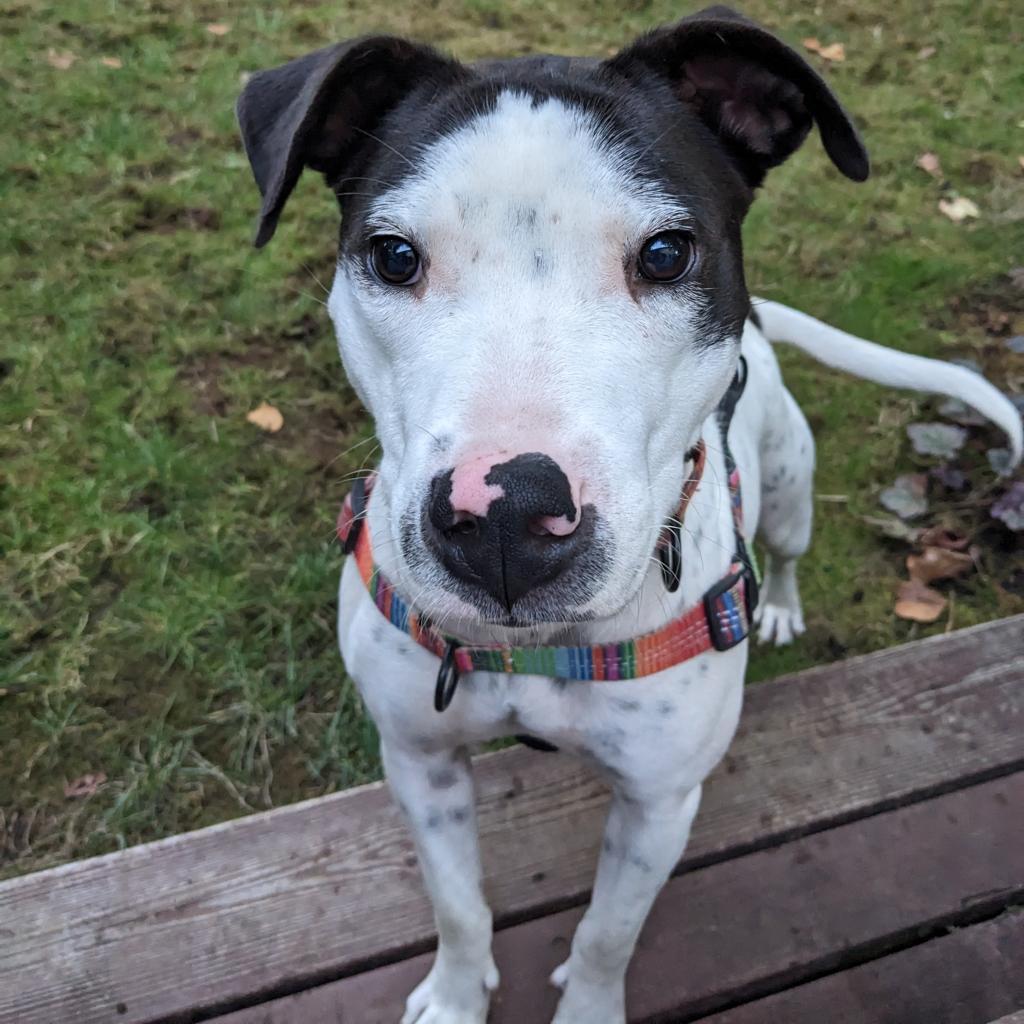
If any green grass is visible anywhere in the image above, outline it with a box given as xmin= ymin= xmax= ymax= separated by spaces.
xmin=1 ymin=0 xmax=1022 ymax=879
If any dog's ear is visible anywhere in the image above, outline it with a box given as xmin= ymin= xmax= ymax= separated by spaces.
xmin=237 ymin=37 xmax=463 ymax=247
xmin=606 ymin=5 xmax=868 ymax=187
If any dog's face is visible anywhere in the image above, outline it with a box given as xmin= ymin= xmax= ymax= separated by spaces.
xmin=238 ymin=7 xmax=867 ymax=627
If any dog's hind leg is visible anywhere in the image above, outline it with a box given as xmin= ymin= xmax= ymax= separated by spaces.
xmin=755 ymin=386 xmax=814 ymax=646
xmin=382 ymin=741 xmax=498 ymax=1024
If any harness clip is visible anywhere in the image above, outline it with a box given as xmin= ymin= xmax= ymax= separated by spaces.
xmin=702 ymin=561 xmax=758 ymax=652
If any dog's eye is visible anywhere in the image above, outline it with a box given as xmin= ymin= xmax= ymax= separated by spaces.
xmin=637 ymin=231 xmax=697 ymax=283
xmin=370 ymin=236 xmax=421 ymax=286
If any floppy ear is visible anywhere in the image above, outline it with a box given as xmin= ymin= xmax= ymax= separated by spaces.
xmin=606 ymin=5 xmax=869 ymax=187
xmin=237 ymin=37 xmax=463 ymax=247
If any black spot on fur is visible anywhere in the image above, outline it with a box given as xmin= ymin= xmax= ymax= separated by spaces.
xmin=611 ymin=697 xmax=642 ymax=713
xmin=428 ymin=767 xmax=459 ymax=790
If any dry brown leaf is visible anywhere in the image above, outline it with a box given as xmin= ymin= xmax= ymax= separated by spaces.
xmin=246 ymin=402 xmax=284 ymax=433
xmin=906 ymin=546 xmax=974 ymax=584
xmin=915 ymin=151 xmax=942 ymax=178
xmin=100 ymin=56 xmax=123 ymax=69
xmin=917 ymin=525 xmax=970 ymax=551
xmin=64 ymin=772 xmax=107 ymax=799
xmin=803 ymin=37 xmax=846 ymax=62
xmin=47 ymin=48 xmax=77 ymax=70
xmin=894 ymin=580 xmax=947 ymax=623
xmin=917 ymin=45 xmax=937 ymax=60
xmin=206 ymin=22 xmax=231 ymax=35
xmin=938 ymin=196 xmax=979 ymax=222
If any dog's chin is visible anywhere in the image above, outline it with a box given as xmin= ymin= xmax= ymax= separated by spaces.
xmin=450 ymin=587 xmax=597 ymax=631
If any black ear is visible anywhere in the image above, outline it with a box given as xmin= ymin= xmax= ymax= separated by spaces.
xmin=606 ymin=5 xmax=869 ymax=187
xmin=236 ymin=37 xmax=464 ymax=247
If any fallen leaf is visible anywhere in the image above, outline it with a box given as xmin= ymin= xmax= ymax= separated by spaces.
xmin=894 ymin=579 xmax=947 ymax=623
xmin=879 ymin=473 xmax=928 ymax=519
xmin=907 ymin=422 xmax=967 ymax=458
xmin=917 ymin=45 xmax=937 ymax=60
xmin=47 ymin=48 xmax=77 ymax=70
xmin=803 ymin=37 xmax=846 ymax=62
xmin=907 ymin=546 xmax=974 ymax=584
xmin=862 ymin=515 xmax=921 ymax=543
xmin=100 ymin=56 xmax=123 ymax=68
xmin=987 ymin=448 xmax=1014 ymax=476
xmin=992 ymin=482 xmax=1024 ymax=531
xmin=938 ymin=195 xmax=980 ymax=222
xmin=64 ymin=772 xmax=107 ymax=799
xmin=915 ymin=151 xmax=942 ymax=178
xmin=206 ymin=22 xmax=231 ymax=35
xmin=918 ymin=525 xmax=970 ymax=550
xmin=246 ymin=402 xmax=283 ymax=433
xmin=937 ymin=397 xmax=985 ymax=426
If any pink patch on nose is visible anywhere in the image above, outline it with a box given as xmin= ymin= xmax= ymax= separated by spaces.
xmin=532 ymin=513 xmax=579 ymax=537
xmin=449 ymin=455 xmax=507 ymax=517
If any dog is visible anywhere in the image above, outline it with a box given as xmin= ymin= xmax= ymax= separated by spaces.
xmin=237 ymin=8 xmax=1023 ymax=1022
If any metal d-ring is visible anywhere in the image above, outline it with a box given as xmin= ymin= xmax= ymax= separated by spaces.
xmin=659 ymin=523 xmax=683 ymax=592
xmin=434 ymin=642 xmax=461 ymax=713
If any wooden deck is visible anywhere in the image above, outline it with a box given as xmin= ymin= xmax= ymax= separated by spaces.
xmin=1 ymin=615 xmax=1022 ymax=1024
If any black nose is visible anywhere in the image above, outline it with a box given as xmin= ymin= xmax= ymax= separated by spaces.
xmin=426 ymin=453 xmax=587 ymax=611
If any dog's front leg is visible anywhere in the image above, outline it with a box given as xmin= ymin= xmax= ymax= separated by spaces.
xmin=383 ymin=741 xmax=498 ymax=1024
xmin=551 ymin=783 xmax=703 ymax=1024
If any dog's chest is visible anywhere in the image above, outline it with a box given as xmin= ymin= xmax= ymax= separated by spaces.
xmin=338 ymin=558 xmax=746 ymax=786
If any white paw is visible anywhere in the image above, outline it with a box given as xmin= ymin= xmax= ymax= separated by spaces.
xmin=402 ymin=957 xmax=498 ymax=1024
xmin=549 ymin=959 xmax=625 ymax=1024
xmin=756 ymin=602 xmax=806 ymax=646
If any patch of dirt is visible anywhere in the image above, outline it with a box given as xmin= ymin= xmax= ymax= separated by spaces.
xmin=126 ymin=196 xmax=221 ymax=236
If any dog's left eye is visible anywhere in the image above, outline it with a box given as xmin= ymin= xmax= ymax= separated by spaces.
xmin=369 ymin=236 xmax=421 ymax=286
xmin=638 ymin=231 xmax=697 ymax=283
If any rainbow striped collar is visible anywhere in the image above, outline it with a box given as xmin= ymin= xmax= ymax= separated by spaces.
xmin=337 ymin=381 xmax=759 ymax=712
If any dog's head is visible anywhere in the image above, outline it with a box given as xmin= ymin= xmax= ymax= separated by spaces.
xmin=238 ymin=6 xmax=867 ymax=628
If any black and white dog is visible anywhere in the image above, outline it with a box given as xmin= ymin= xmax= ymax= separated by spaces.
xmin=237 ymin=8 xmax=1022 ymax=1022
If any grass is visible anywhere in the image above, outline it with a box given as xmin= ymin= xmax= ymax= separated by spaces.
xmin=1 ymin=0 xmax=1022 ymax=880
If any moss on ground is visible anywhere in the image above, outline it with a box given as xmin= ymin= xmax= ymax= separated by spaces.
xmin=1 ymin=0 xmax=1021 ymax=877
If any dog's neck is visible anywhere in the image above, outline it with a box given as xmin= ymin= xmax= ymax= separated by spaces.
xmin=366 ymin=414 xmax=738 ymax=649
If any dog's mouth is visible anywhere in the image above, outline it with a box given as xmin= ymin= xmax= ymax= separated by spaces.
xmin=399 ymin=502 xmax=612 ymax=628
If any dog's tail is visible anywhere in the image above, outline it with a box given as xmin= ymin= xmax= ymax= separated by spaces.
xmin=753 ymin=298 xmax=1023 ymax=467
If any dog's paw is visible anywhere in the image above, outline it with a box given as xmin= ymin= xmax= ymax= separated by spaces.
xmin=402 ymin=957 xmax=498 ymax=1024
xmin=549 ymin=960 xmax=625 ymax=1024
xmin=756 ymin=601 xmax=805 ymax=646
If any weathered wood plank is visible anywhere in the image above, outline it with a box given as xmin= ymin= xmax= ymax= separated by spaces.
xmin=211 ymin=774 xmax=1024 ymax=1024
xmin=695 ymin=912 xmax=1024 ymax=1024
xmin=1 ymin=616 xmax=1022 ymax=1024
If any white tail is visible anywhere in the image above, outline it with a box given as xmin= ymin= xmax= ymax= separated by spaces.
xmin=753 ymin=299 xmax=1023 ymax=468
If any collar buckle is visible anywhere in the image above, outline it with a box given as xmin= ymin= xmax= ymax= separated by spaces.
xmin=702 ymin=559 xmax=758 ymax=652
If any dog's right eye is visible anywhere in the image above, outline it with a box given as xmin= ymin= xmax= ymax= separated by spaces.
xmin=369 ymin=236 xmax=421 ymax=286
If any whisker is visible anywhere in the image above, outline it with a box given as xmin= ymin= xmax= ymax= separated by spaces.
xmin=351 ymin=126 xmax=416 ymax=170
